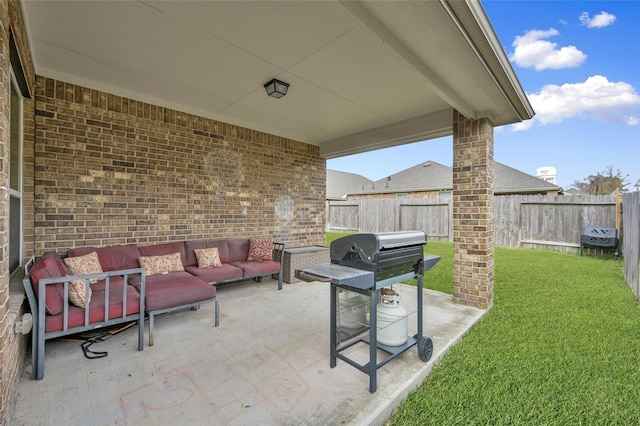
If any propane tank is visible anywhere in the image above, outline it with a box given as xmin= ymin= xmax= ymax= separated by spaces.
xmin=376 ymin=287 xmax=408 ymax=346
xmin=338 ymin=290 xmax=367 ymax=329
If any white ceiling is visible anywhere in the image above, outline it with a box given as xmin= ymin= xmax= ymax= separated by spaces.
xmin=21 ymin=0 xmax=533 ymax=158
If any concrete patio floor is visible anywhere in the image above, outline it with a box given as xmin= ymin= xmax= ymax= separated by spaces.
xmin=11 ymin=277 xmax=485 ymax=426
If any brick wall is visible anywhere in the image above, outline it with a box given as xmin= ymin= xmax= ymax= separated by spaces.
xmin=1 ymin=1 xmax=35 ymax=423
xmin=452 ymin=110 xmax=494 ymax=309
xmin=33 ymin=77 xmax=326 ymax=254
xmin=0 ymin=4 xmax=10 ymax=423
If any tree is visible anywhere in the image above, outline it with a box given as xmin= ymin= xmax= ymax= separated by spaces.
xmin=572 ymin=166 xmax=629 ymax=194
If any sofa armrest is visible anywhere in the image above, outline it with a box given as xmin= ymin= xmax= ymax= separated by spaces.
xmin=23 ymin=267 xmax=146 ymax=380
xmin=272 ymin=242 xmax=285 ymax=290
xmin=272 ymin=242 xmax=286 ymax=265
xmin=32 ymin=267 xmax=146 ymax=330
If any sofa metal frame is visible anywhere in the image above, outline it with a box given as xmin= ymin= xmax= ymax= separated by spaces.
xmin=147 ymin=296 xmax=219 ymax=346
xmin=22 ymin=267 xmax=146 ymax=380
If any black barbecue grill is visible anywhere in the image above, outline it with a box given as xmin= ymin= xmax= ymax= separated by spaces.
xmin=296 ymin=231 xmax=440 ymax=393
xmin=580 ymin=226 xmax=619 ymax=259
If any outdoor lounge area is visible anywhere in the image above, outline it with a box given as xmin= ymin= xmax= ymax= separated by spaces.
xmin=11 ymin=278 xmax=484 ymax=425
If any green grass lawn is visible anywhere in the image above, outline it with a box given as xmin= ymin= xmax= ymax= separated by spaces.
xmin=326 ymin=232 xmax=640 ymax=425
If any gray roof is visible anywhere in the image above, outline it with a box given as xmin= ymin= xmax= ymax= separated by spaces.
xmin=326 ymin=170 xmax=373 ymax=200
xmin=493 ymin=162 xmax=561 ymax=194
xmin=328 ymin=160 xmax=560 ymax=197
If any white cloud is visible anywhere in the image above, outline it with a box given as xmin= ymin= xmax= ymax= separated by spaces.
xmin=580 ymin=11 xmax=616 ymax=28
xmin=513 ymin=75 xmax=640 ymax=130
xmin=509 ymin=28 xmax=587 ymax=70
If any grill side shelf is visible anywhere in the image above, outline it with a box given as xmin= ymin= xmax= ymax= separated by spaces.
xmin=296 ymin=264 xmax=375 ymax=289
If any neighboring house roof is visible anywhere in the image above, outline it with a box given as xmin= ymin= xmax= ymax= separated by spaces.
xmin=328 ymin=160 xmax=560 ymax=197
xmin=326 ymin=170 xmax=373 ymax=200
xmin=563 ymin=188 xmax=584 ymax=196
xmin=493 ymin=162 xmax=561 ymax=194
xmin=368 ymin=161 xmax=452 ymax=193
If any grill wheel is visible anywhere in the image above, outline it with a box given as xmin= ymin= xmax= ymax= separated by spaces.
xmin=418 ymin=336 xmax=433 ymax=362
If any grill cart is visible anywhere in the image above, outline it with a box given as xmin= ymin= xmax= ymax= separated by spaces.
xmin=297 ymin=231 xmax=440 ymax=393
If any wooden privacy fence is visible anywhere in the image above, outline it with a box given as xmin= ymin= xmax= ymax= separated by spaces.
xmin=622 ymin=191 xmax=640 ymax=300
xmin=327 ymin=193 xmax=640 ymax=300
xmin=493 ymin=194 xmax=618 ymax=252
xmin=326 ymin=199 xmax=452 ymax=240
xmin=327 ymin=194 xmax=619 ymax=250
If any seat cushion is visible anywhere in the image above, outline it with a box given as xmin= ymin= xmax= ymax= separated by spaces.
xmin=185 ymin=263 xmax=244 ymax=284
xmin=231 ymin=260 xmax=281 ymax=277
xmin=143 ymin=272 xmax=216 ymax=312
xmin=44 ymin=277 xmax=141 ymax=333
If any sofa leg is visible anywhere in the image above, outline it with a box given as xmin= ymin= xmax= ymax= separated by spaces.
xmin=32 ymin=316 xmax=47 ymax=380
xmin=32 ymin=321 xmax=42 ymax=380
xmin=214 ymin=297 xmax=220 ymax=327
xmin=149 ymin=313 xmax=155 ymax=347
xmin=138 ymin=315 xmax=144 ymax=351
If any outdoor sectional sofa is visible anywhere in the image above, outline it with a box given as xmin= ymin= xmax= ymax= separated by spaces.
xmin=23 ymin=237 xmax=285 ymax=380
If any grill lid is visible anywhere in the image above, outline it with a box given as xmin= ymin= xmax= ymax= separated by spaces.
xmin=330 ymin=231 xmax=427 ymax=265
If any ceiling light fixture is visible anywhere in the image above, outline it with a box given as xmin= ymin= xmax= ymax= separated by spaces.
xmin=264 ymin=78 xmax=290 ymax=99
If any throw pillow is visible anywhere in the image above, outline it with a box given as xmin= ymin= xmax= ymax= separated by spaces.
xmin=63 ymin=251 xmax=103 ymax=308
xmin=139 ymin=252 xmax=185 ymax=276
xmin=68 ymin=280 xmax=92 ymax=309
xmin=247 ymin=238 xmax=273 ymax=261
xmin=194 ymin=247 xmax=222 ymax=268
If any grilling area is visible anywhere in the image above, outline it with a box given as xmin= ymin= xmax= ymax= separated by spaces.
xmin=12 ymin=275 xmax=484 ymax=425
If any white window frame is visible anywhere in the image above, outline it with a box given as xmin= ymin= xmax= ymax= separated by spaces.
xmin=9 ymin=69 xmax=24 ymax=273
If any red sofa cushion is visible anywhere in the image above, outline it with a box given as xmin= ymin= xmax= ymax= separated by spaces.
xmin=67 ymin=244 xmax=141 ymax=271
xmin=138 ymin=242 xmax=187 ymax=266
xmin=141 ymin=272 xmax=217 ymax=311
xmin=226 ymin=239 xmax=250 ymax=262
xmin=43 ymin=276 xmax=141 ymax=333
xmin=231 ymin=260 xmax=281 ymax=277
xmin=184 ymin=264 xmax=243 ymax=284
xmin=184 ymin=240 xmax=230 ymax=265
xmin=29 ymin=252 xmax=72 ymax=316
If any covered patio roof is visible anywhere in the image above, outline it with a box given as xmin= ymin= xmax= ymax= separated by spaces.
xmin=21 ymin=0 xmax=533 ymax=158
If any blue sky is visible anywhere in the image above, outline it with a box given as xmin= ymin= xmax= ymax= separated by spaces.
xmin=327 ymin=1 xmax=640 ymax=191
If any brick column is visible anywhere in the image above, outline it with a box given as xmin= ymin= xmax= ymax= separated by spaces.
xmin=452 ymin=110 xmax=494 ymax=309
